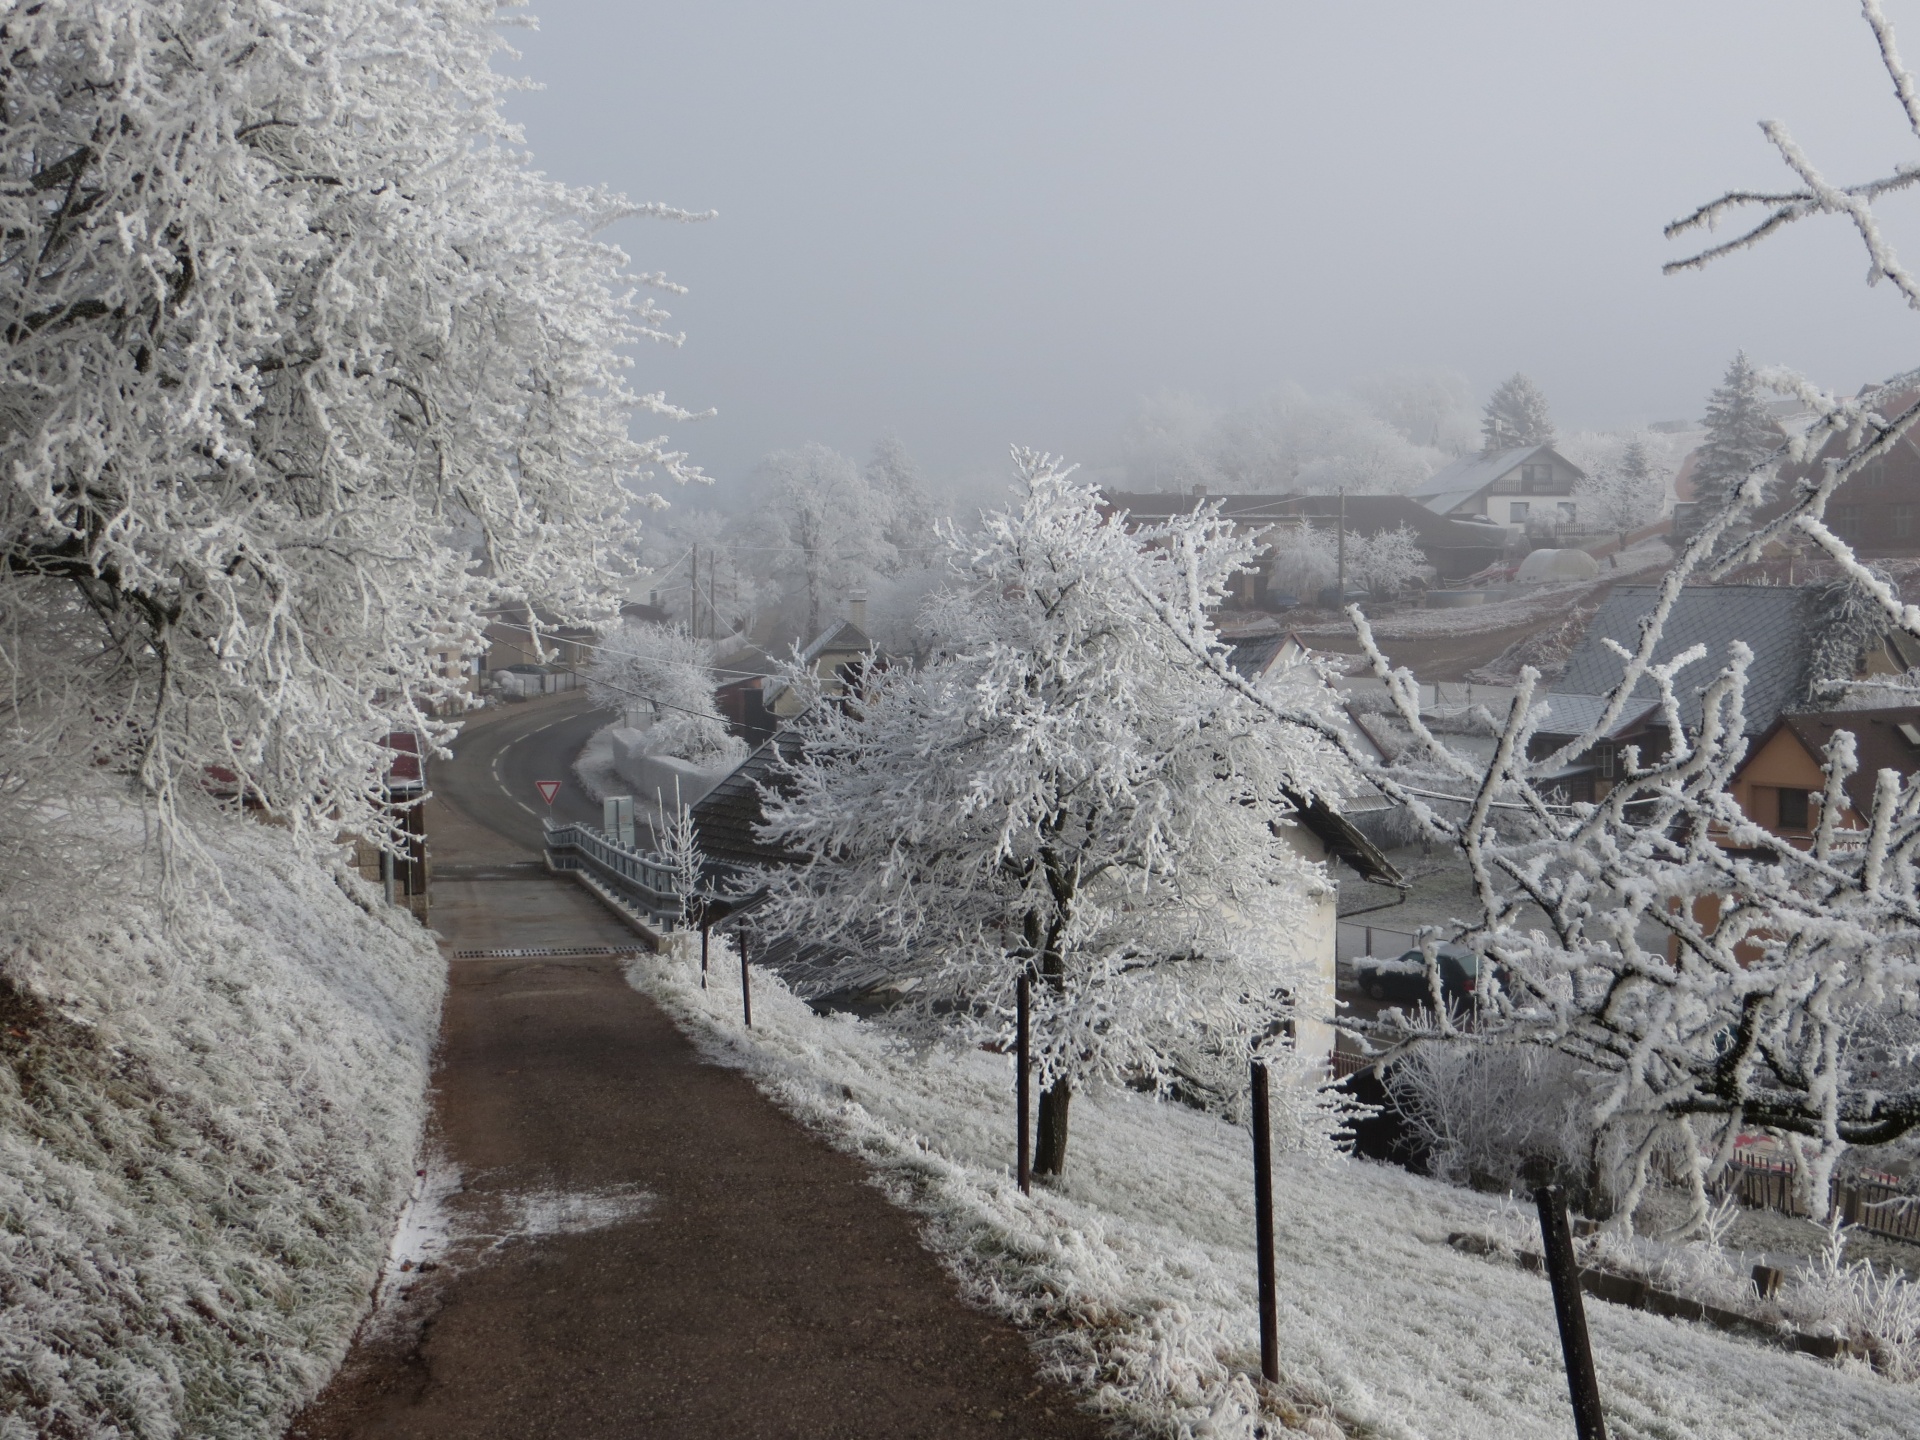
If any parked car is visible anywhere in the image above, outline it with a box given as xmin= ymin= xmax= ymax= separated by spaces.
xmin=1355 ymin=944 xmax=1483 ymax=1008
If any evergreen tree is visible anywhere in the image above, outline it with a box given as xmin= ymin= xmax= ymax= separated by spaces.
xmin=1691 ymin=352 xmax=1779 ymax=510
xmin=1480 ymin=373 xmax=1556 ymax=455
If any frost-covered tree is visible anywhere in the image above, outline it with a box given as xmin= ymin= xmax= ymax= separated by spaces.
xmin=1263 ymin=522 xmax=1338 ymax=600
xmin=1574 ymin=436 xmax=1668 ymax=545
xmin=1140 ymin=3 xmax=1920 ymax=1229
xmin=588 ymin=622 xmax=740 ymax=768
xmin=755 ymin=452 xmax=1357 ymax=1178
xmin=1352 ymin=367 xmax=1477 ymax=453
xmin=1344 ymin=524 xmax=1428 ymax=597
xmin=866 ymin=434 xmax=941 ymax=566
xmin=1690 ymin=352 xmax=1779 ymax=513
xmin=650 ymin=793 xmax=706 ymax=927
xmin=1480 ymin=374 xmax=1555 ymax=455
xmin=1118 ymin=386 xmax=1439 ymax=495
xmin=750 ymin=444 xmax=895 ymax=638
xmin=0 ymin=0 xmax=705 ymax=858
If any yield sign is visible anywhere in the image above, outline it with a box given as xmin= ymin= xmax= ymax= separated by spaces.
xmin=535 ymin=780 xmax=562 ymax=806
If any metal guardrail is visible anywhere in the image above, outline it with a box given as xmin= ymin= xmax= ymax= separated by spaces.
xmin=543 ymin=819 xmax=679 ymax=921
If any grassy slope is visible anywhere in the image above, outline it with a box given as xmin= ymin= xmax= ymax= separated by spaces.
xmin=0 ymin=807 xmax=443 ymax=1440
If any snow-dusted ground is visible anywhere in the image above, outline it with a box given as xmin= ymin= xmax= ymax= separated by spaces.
xmin=628 ymin=936 xmax=1920 ymax=1439
xmin=0 ymin=805 xmax=444 ymax=1439
xmin=1290 ymin=541 xmax=1674 ymax=644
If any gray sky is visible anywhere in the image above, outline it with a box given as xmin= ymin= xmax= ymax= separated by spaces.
xmin=506 ymin=1 xmax=1920 ymax=496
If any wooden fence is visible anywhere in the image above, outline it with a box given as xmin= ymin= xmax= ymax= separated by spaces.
xmin=1711 ymin=1153 xmax=1920 ymax=1243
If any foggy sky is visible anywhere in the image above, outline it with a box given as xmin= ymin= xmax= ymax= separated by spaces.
xmin=505 ymin=1 xmax=1920 ymax=497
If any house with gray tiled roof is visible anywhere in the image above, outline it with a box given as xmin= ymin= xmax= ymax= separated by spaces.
xmin=1550 ymin=585 xmax=1822 ymax=739
xmin=1409 ymin=444 xmax=1586 ymax=529
xmin=1534 ymin=584 xmax=1838 ymax=802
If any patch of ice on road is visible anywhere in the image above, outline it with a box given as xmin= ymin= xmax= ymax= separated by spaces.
xmin=507 ymin=1184 xmax=655 ymax=1238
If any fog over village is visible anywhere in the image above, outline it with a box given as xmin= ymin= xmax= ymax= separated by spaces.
xmin=16 ymin=4 xmax=1920 ymax=1439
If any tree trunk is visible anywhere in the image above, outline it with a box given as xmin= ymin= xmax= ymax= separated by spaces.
xmin=1034 ymin=1076 xmax=1071 ymax=1178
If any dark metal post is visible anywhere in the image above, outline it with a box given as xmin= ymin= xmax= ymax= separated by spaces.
xmin=700 ymin=922 xmax=710 ymax=991
xmin=1016 ymin=969 xmax=1031 ymax=1196
xmin=1250 ymin=1060 xmax=1279 ymax=1385
xmin=739 ymin=929 xmax=752 ymax=1030
xmin=1534 ymin=1185 xmax=1607 ymax=1440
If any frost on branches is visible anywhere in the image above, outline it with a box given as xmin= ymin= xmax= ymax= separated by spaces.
xmin=587 ymin=620 xmax=742 ymax=769
xmin=0 ymin=0 xmax=704 ymax=860
xmin=754 ymin=452 xmax=1359 ymax=1177
xmin=1574 ymin=436 xmax=1668 ymax=546
xmin=1147 ymin=2 xmax=1920 ymax=1230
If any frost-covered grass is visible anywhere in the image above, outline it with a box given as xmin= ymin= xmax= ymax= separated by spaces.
xmin=629 ymin=936 xmax=1920 ymax=1439
xmin=1462 ymin=1200 xmax=1920 ymax=1382
xmin=0 ymin=806 xmax=444 ymax=1439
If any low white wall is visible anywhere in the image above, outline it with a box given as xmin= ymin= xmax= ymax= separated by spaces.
xmin=607 ymin=727 xmax=733 ymax=812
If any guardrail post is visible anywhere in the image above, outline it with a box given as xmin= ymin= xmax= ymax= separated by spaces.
xmin=1535 ymin=1185 xmax=1608 ymax=1440
xmin=1250 ymin=1059 xmax=1278 ymax=1385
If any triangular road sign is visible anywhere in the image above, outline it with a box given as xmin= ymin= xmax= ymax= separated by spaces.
xmin=536 ymin=780 xmax=561 ymax=806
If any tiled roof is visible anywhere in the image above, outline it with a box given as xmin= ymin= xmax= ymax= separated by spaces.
xmin=1553 ymin=585 xmax=1820 ymax=736
xmin=1225 ymin=635 xmax=1289 ymax=679
xmin=688 ymin=729 xmax=806 ymax=876
xmin=1531 ymin=693 xmax=1661 ymax=741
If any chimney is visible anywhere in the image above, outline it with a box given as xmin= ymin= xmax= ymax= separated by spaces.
xmin=847 ymin=588 xmax=869 ymax=632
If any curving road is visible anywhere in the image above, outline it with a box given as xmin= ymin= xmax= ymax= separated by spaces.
xmin=435 ymin=690 xmax=612 ymax=854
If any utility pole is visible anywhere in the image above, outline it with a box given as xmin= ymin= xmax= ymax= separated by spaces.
xmin=690 ymin=545 xmax=699 ymax=638
xmin=1336 ymin=484 xmax=1347 ymax=602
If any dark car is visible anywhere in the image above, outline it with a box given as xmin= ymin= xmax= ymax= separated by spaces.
xmin=1355 ymin=944 xmax=1484 ymax=1008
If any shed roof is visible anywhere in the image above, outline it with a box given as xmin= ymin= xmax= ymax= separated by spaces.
xmin=1552 ymin=585 xmax=1821 ymax=737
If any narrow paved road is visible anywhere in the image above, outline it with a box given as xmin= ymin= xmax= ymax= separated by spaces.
xmin=288 ymin=698 xmax=1107 ymax=1440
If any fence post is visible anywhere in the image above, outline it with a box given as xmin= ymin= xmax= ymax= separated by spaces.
xmin=1534 ymin=1185 xmax=1607 ymax=1440
xmin=739 ymin=929 xmax=752 ymax=1030
xmin=1365 ymin=925 xmax=1373 ymax=956
xmin=1250 ymin=1059 xmax=1279 ymax=1385
xmin=1017 ymin=969 xmax=1031 ymax=1196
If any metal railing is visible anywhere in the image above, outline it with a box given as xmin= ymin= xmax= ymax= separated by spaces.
xmin=1336 ymin=921 xmax=1419 ymax=964
xmin=543 ymin=819 xmax=679 ymax=921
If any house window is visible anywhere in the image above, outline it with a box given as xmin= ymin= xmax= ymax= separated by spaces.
xmin=1832 ymin=503 xmax=1864 ymax=539
xmin=1520 ymin=464 xmax=1553 ymax=494
xmin=1897 ymin=503 xmax=1916 ymax=539
xmin=1510 ymin=501 xmax=1530 ymax=523
xmin=1600 ymin=747 xmax=1615 ymax=779
xmin=1558 ymin=501 xmax=1577 ymax=523
xmin=1777 ymin=787 xmax=1811 ymax=831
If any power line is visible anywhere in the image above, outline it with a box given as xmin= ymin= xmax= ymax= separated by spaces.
xmin=483 ymin=616 xmax=784 ymax=681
